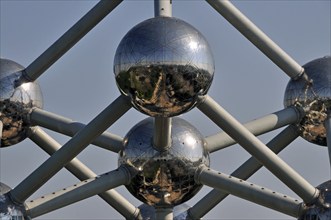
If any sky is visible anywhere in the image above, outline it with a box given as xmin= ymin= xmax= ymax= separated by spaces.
xmin=0 ymin=0 xmax=330 ymax=219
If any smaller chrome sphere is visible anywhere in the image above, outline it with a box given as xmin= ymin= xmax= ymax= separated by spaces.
xmin=114 ymin=16 xmax=214 ymax=117
xmin=0 ymin=182 xmax=29 ymax=219
xmin=0 ymin=58 xmax=43 ymax=147
xmin=284 ymin=56 xmax=331 ymax=146
xmin=119 ymin=117 xmax=209 ymax=208
xmin=298 ymin=180 xmax=331 ymax=220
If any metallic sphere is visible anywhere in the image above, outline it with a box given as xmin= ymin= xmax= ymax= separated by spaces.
xmin=0 ymin=182 xmax=28 ymax=219
xmin=284 ymin=56 xmax=331 ymax=146
xmin=0 ymin=58 xmax=43 ymax=147
xmin=114 ymin=16 xmax=214 ymax=117
xmin=298 ymin=180 xmax=331 ymax=220
xmin=138 ymin=203 xmax=190 ymax=220
xmin=119 ymin=117 xmax=209 ymax=208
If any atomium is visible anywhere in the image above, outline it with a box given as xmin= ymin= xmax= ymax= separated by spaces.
xmin=0 ymin=182 xmax=29 ymax=220
xmin=119 ymin=117 xmax=209 ymax=208
xmin=298 ymin=180 xmax=331 ymax=220
xmin=284 ymin=56 xmax=331 ymax=146
xmin=0 ymin=58 xmax=43 ymax=147
xmin=114 ymin=16 xmax=214 ymax=117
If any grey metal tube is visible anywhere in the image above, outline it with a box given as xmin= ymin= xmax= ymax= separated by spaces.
xmin=29 ymin=108 xmax=123 ymax=153
xmin=28 ymin=127 xmax=139 ymax=219
xmin=26 ymin=167 xmax=131 ymax=218
xmin=153 ymin=117 xmax=172 ymax=151
xmin=195 ymin=166 xmax=305 ymax=218
xmin=0 ymin=120 xmax=3 ymax=148
xmin=155 ymin=208 xmax=173 ymax=220
xmin=189 ymin=125 xmax=299 ymax=219
xmin=22 ymin=0 xmax=123 ymax=82
xmin=206 ymin=0 xmax=307 ymax=80
xmin=154 ymin=0 xmax=172 ymax=17
xmin=324 ymin=114 xmax=331 ymax=169
xmin=198 ymin=95 xmax=319 ymax=204
xmin=206 ymin=107 xmax=303 ymax=152
xmin=10 ymin=95 xmax=131 ymax=203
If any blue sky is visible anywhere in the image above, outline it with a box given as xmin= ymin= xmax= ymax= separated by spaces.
xmin=1 ymin=1 xmax=330 ymax=219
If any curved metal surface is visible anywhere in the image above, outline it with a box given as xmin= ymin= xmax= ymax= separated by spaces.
xmin=119 ymin=117 xmax=209 ymax=208
xmin=0 ymin=58 xmax=43 ymax=147
xmin=284 ymin=56 xmax=331 ymax=146
xmin=0 ymin=183 xmax=28 ymax=219
xmin=114 ymin=16 xmax=214 ymax=117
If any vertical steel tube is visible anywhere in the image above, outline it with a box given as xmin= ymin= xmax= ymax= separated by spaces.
xmin=0 ymin=120 xmax=3 ymax=148
xmin=154 ymin=0 xmax=172 ymax=17
xmin=22 ymin=0 xmax=123 ymax=82
xmin=324 ymin=114 xmax=331 ymax=169
xmin=206 ymin=107 xmax=303 ymax=152
xmin=153 ymin=117 xmax=172 ymax=151
xmin=10 ymin=95 xmax=131 ymax=203
xmin=26 ymin=167 xmax=131 ymax=218
xmin=189 ymin=125 xmax=299 ymax=218
xmin=29 ymin=108 xmax=123 ymax=152
xmin=195 ymin=166 xmax=305 ymax=218
xmin=198 ymin=95 xmax=318 ymax=204
xmin=206 ymin=0 xmax=308 ymax=80
xmin=155 ymin=208 xmax=173 ymax=220
xmin=28 ymin=127 xmax=139 ymax=219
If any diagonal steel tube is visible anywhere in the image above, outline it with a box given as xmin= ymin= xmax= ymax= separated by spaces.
xmin=206 ymin=107 xmax=303 ymax=152
xmin=22 ymin=0 xmax=123 ymax=82
xmin=29 ymin=108 xmax=123 ymax=152
xmin=195 ymin=166 xmax=306 ymax=218
xmin=25 ymin=166 xmax=131 ymax=218
xmin=198 ymin=95 xmax=319 ymax=204
xmin=206 ymin=0 xmax=309 ymax=81
xmin=189 ymin=125 xmax=299 ymax=219
xmin=10 ymin=95 xmax=131 ymax=203
xmin=28 ymin=127 xmax=139 ymax=219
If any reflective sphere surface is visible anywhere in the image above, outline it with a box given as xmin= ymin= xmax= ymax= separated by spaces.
xmin=138 ymin=203 xmax=190 ymax=220
xmin=0 ymin=182 xmax=28 ymax=220
xmin=114 ymin=16 xmax=214 ymax=117
xmin=119 ymin=117 xmax=209 ymax=207
xmin=298 ymin=180 xmax=331 ymax=220
xmin=0 ymin=58 xmax=43 ymax=147
xmin=284 ymin=56 xmax=331 ymax=146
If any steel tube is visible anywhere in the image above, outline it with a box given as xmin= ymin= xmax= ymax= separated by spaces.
xmin=10 ymin=95 xmax=131 ymax=203
xmin=189 ymin=125 xmax=299 ymax=218
xmin=153 ymin=117 xmax=172 ymax=151
xmin=29 ymin=108 xmax=123 ymax=152
xmin=206 ymin=107 xmax=303 ymax=152
xmin=155 ymin=208 xmax=173 ymax=220
xmin=198 ymin=95 xmax=318 ymax=204
xmin=206 ymin=0 xmax=307 ymax=80
xmin=195 ymin=166 xmax=305 ymax=218
xmin=28 ymin=127 xmax=139 ymax=219
xmin=0 ymin=120 xmax=3 ymax=148
xmin=26 ymin=167 xmax=131 ymax=218
xmin=325 ymin=114 xmax=331 ymax=169
xmin=154 ymin=0 xmax=172 ymax=17
xmin=22 ymin=0 xmax=123 ymax=82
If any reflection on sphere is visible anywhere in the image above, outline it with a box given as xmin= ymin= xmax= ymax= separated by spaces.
xmin=114 ymin=16 xmax=214 ymax=117
xmin=284 ymin=56 xmax=331 ymax=146
xmin=119 ymin=117 xmax=209 ymax=208
xmin=0 ymin=59 xmax=43 ymax=147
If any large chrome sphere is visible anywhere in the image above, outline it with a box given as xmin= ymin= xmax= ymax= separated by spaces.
xmin=119 ymin=117 xmax=209 ymax=208
xmin=114 ymin=16 xmax=214 ymax=117
xmin=138 ymin=203 xmax=190 ymax=220
xmin=0 ymin=182 xmax=28 ymax=219
xmin=284 ymin=56 xmax=331 ymax=146
xmin=298 ymin=180 xmax=331 ymax=220
xmin=0 ymin=58 xmax=43 ymax=147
